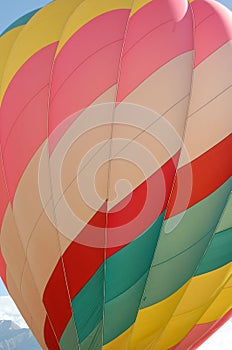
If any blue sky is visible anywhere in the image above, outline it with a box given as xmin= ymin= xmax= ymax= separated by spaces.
xmin=0 ymin=0 xmax=231 ymax=34
xmin=0 ymin=0 xmax=53 ymax=34
xmin=0 ymin=278 xmax=8 ymax=296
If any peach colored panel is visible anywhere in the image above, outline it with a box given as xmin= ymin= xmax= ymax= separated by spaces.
xmin=0 ymin=205 xmax=25 ymax=289
xmin=25 ymin=207 xmax=62 ymax=297
xmin=7 ymin=269 xmax=48 ymax=349
xmin=6 ymin=269 xmax=32 ymax=327
xmin=13 ymin=144 xmax=51 ymax=250
xmin=12 ymin=144 xmax=61 ymax=296
xmin=107 ymin=97 xmax=189 ymax=210
xmin=189 ymin=41 xmax=232 ymax=116
xmin=180 ymin=88 xmax=231 ymax=166
xmin=123 ymin=51 xmax=193 ymax=116
xmin=21 ymin=262 xmax=47 ymax=330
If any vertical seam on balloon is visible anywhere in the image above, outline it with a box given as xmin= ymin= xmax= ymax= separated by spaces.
xmin=130 ymin=3 xmax=196 ymax=350
xmin=0 ymin=23 xmax=53 ymax=350
xmin=12 ymin=19 xmax=63 ymax=350
xmin=147 ymin=183 xmax=232 ymax=349
xmin=102 ymin=0 xmax=136 ymax=347
xmin=49 ymin=86 xmax=189 ymax=214
xmin=144 ymin=5 xmax=232 ymax=349
xmin=44 ymin=1 xmax=90 ymax=349
xmin=50 ymin=38 xmax=125 ymax=103
xmin=139 ymin=3 xmax=198 ymax=349
xmin=182 ymin=194 xmax=232 ymax=350
xmin=152 ymin=1 xmax=232 ymax=340
xmin=2 ymin=83 xmax=49 ymax=154
xmin=53 ymin=94 xmax=185 ymax=210
xmin=0 ymin=21 xmax=23 ymax=292
xmin=124 ymin=2 xmax=196 ymax=349
xmin=122 ymin=18 xmax=173 ymax=57
xmin=1 ymin=3 xmax=88 ymax=348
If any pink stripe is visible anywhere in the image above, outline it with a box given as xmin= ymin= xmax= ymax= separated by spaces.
xmin=192 ymin=309 xmax=232 ymax=350
xmin=0 ymin=43 xmax=57 ymax=201
xmin=0 ymin=249 xmax=7 ymax=286
xmin=48 ymin=41 xmax=123 ymax=136
xmin=123 ymin=0 xmax=189 ymax=53
xmin=48 ymin=9 xmax=130 ymax=135
xmin=0 ymin=158 xmax=7 ymax=287
xmin=117 ymin=1 xmax=193 ymax=101
xmin=191 ymin=0 xmax=232 ymax=67
xmin=0 ymin=157 xmax=9 ymax=227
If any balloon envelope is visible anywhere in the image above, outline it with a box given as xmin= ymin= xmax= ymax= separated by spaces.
xmin=0 ymin=0 xmax=231 ymax=349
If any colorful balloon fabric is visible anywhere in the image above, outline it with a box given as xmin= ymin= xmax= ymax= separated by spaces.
xmin=0 ymin=0 xmax=231 ymax=349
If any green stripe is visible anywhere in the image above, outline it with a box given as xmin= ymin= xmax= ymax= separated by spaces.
xmin=70 ymin=212 xmax=165 ymax=345
xmin=71 ymin=265 xmax=104 ymax=343
xmin=0 ymin=9 xmax=40 ymax=37
xmin=80 ymin=323 xmax=102 ymax=350
xmin=195 ymin=227 xmax=232 ymax=275
xmin=215 ymin=190 xmax=232 ymax=233
xmin=105 ymin=212 xmax=165 ymax=302
xmin=104 ymin=272 xmax=148 ymax=344
xmin=141 ymin=178 xmax=232 ymax=308
xmin=59 ymin=317 xmax=79 ymax=350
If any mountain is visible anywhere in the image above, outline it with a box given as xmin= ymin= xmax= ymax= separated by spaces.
xmin=0 ymin=320 xmax=41 ymax=350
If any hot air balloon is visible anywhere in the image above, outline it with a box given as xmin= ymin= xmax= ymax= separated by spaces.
xmin=0 ymin=0 xmax=231 ymax=349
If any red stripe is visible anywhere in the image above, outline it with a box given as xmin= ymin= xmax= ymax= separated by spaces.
xmin=166 ymin=135 xmax=232 ymax=218
xmin=106 ymin=152 xmax=179 ymax=247
xmin=43 ymin=260 xmax=72 ymax=340
xmin=117 ymin=1 xmax=193 ymax=101
xmin=191 ymin=0 xmax=232 ymax=67
xmin=0 ymin=43 xmax=58 ymax=201
xmin=43 ymin=153 xmax=179 ymax=340
xmin=44 ymin=317 xmax=61 ymax=350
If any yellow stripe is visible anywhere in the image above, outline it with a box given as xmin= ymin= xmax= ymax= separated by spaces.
xmin=174 ymin=263 xmax=232 ymax=316
xmin=56 ymin=0 xmax=133 ymax=56
xmin=108 ymin=264 xmax=231 ymax=350
xmin=198 ymin=266 xmax=232 ymax=323
xmin=101 ymin=284 xmax=189 ymax=350
xmin=103 ymin=326 xmax=133 ymax=350
xmin=128 ymin=283 xmax=189 ymax=350
xmin=0 ymin=0 xmax=84 ymax=103
xmin=148 ymin=264 xmax=232 ymax=349
xmin=130 ymin=0 xmax=152 ymax=17
xmin=148 ymin=309 xmax=206 ymax=350
xmin=0 ymin=27 xmax=22 ymax=84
